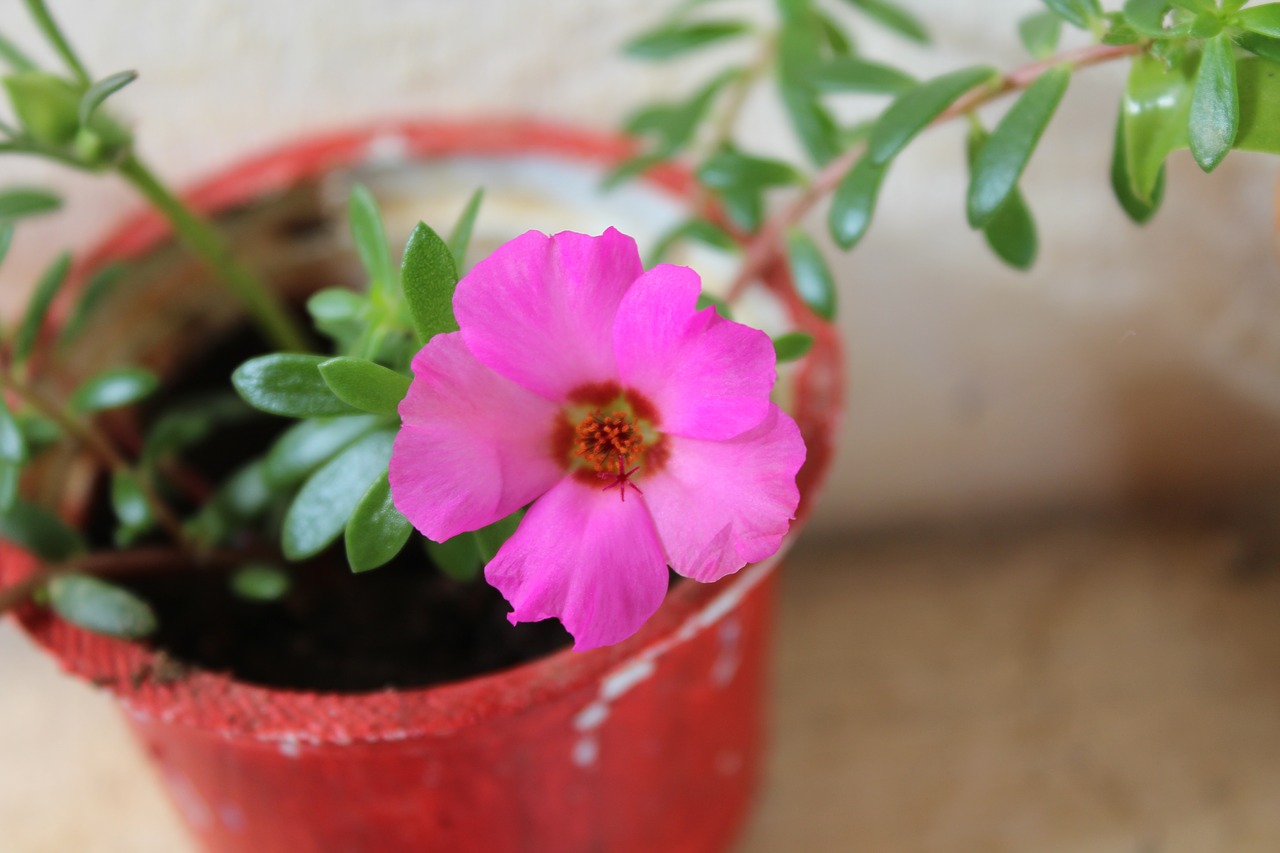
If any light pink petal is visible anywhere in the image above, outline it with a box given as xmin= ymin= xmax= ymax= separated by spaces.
xmin=485 ymin=476 xmax=669 ymax=651
xmin=613 ymin=264 xmax=776 ymax=440
xmin=455 ymin=228 xmax=644 ymax=401
xmin=389 ymin=333 xmax=563 ymax=542
xmin=643 ymin=405 xmax=805 ymax=583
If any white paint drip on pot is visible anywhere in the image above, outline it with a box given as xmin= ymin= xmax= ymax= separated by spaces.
xmin=164 ymin=767 xmax=213 ymax=831
xmin=710 ymin=617 xmax=742 ymax=688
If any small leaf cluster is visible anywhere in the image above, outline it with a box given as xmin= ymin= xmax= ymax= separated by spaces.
xmin=226 ymin=186 xmax=508 ymax=580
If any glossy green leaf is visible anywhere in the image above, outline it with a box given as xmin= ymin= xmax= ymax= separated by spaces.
xmin=232 ymin=354 xmax=357 ymax=418
xmin=868 ymin=66 xmax=998 ymax=166
xmin=1236 ymin=31 xmax=1280 ymax=62
xmin=48 ymin=574 xmax=156 ymax=638
xmin=0 ymin=187 xmax=61 ymax=221
xmin=0 ymin=498 xmax=85 ymax=561
xmin=216 ymin=461 xmax=272 ymax=519
xmin=70 ymin=367 xmax=159 ymax=413
xmin=345 ymin=472 xmax=413 ymax=572
xmin=1236 ymin=4 xmax=1280 ymax=37
xmin=57 ymin=263 xmax=124 ymax=347
xmin=623 ymin=72 xmax=735 ymax=157
xmin=263 ymin=415 xmax=383 ymax=488
xmin=1234 ymin=56 xmax=1280 ymax=153
xmin=647 ymin=217 xmax=737 ymax=265
xmin=0 ymin=32 xmax=37 ymax=72
xmin=967 ymin=124 xmax=1039 ymax=269
xmin=78 ymin=70 xmax=136 ymax=127
xmin=13 ymin=251 xmax=70 ymax=366
xmin=1189 ymin=34 xmax=1239 ymax=172
xmin=16 ymin=414 xmax=60 ymax=454
xmin=349 ymin=184 xmax=395 ymax=298
xmin=230 ymin=564 xmax=290 ymax=602
xmin=1019 ymin=11 xmax=1063 ymax=58
xmin=1122 ymin=52 xmax=1193 ymax=203
xmin=141 ymin=394 xmax=251 ymax=465
xmin=1102 ymin=12 xmax=1144 ymax=44
xmin=827 ymin=155 xmax=887 ymax=250
xmin=473 ymin=509 xmax=524 ymax=562
xmin=318 ymin=357 xmax=409 ymax=418
xmin=2 ymin=71 xmax=80 ymax=144
xmin=814 ymin=9 xmax=855 ymax=55
xmin=779 ymin=84 xmax=842 ymax=166
xmin=696 ymin=292 xmax=732 ymax=319
xmin=718 ymin=184 xmax=764 ymax=232
xmin=1110 ymin=107 xmax=1165 ymax=223
xmin=110 ymin=469 xmax=151 ymax=534
xmin=785 ymin=231 xmax=837 ymax=320
xmin=773 ymin=332 xmax=815 ymax=362
xmin=447 ymin=188 xmax=484 ymax=271
xmin=811 ymin=57 xmax=916 ymax=95
xmin=305 ymin=287 xmax=366 ymax=350
xmin=967 ymin=65 xmax=1069 ymax=228
xmin=282 ymin=430 xmax=395 ymax=560
xmin=0 ymin=396 xmax=25 ymax=463
xmin=698 ymin=149 xmax=803 ymax=189
xmin=624 ymin=21 xmax=750 ymax=59
xmin=427 ymin=534 xmax=482 ymax=582
xmin=400 ymin=222 xmax=459 ymax=344
xmin=1043 ymin=0 xmax=1102 ymax=28
xmin=841 ymin=0 xmax=930 ymax=43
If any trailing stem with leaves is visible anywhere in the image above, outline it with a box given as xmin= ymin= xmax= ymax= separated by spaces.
xmin=2 ymin=0 xmax=1280 ymax=642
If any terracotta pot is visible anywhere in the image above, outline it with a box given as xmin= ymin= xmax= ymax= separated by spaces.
xmin=0 ymin=121 xmax=843 ymax=852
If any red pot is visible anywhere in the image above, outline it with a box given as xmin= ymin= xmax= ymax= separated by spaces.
xmin=1 ymin=121 xmax=842 ymax=852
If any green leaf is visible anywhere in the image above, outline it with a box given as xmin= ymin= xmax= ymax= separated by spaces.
xmin=348 ymin=184 xmax=395 ymax=298
xmin=474 ymin=509 xmax=524 ymax=562
xmin=779 ymin=84 xmax=842 ymax=166
xmin=1236 ymin=4 xmax=1280 ymax=37
xmin=0 ymin=32 xmax=38 ymax=73
xmin=16 ymin=413 xmax=60 ymax=454
xmin=306 ymin=287 xmax=367 ymax=350
xmin=0 ymin=396 xmax=26 ymax=463
xmin=48 ymin=574 xmax=156 ymax=638
xmin=1122 ymin=51 xmax=1194 ymax=203
xmin=623 ymin=21 xmax=750 ymax=59
xmin=1236 ymin=31 xmax=1280 ymax=62
xmin=0 ymin=462 xmax=18 ymax=513
xmin=1110 ymin=107 xmax=1165 ymax=223
xmin=400 ymin=222 xmax=459 ymax=344
xmin=785 ymin=231 xmax=837 ymax=320
xmin=773 ymin=332 xmax=815 ymax=362
xmin=967 ymin=124 xmax=1039 ymax=269
xmin=1188 ymin=34 xmax=1239 ymax=172
xmin=841 ymin=0 xmax=930 ymax=43
xmin=78 ymin=70 xmax=136 ymax=127
xmin=0 ymin=498 xmax=85 ymax=561
xmin=827 ymin=155 xmax=887 ymax=250
xmin=70 ymin=367 xmax=159 ymax=413
xmin=698 ymin=149 xmax=803 ymax=189
xmin=318 ymin=357 xmax=410 ymax=418
xmin=1042 ymin=0 xmax=1102 ymax=28
xmin=867 ymin=66 xmax=998 ymax=166
xmin=142 ymin=394 xmax=251 ymax=465
xmin=230 ymin=564 xmax=290 ymax=602
xmin=281 ymin=430 xmax=395 ymax=560
xmin=447 ymin=188 xmax=484 ymax=271
xmin=0 ymin=223 xmax=12 ymax=265
xmin=215 ymin=461 xmax=272 ymax=519
xmin=718 ymin=184 xmax=764 ymax=232
xmin=427 ymin=534 xmax=482 ymax=582
xmin=0 ymin=187 xmax=61 ymax=221
xmin=232 ymin=353 xmax=357 ymax=418
xmin=57 ymin=263 xmax=124 ymax=347
xmin=1123 ymin=0 xmax=1181 ymax=37
xmin=622 ymin=72 xmax=736 ymax=156
xmin=1019 ymin=11 xmax=1063 ymax=59
xmin=602 ymin=152 xmax=667 ymax=190
xmin=2 ymin=71 xmax=80 ymax=144
xmin=696 ymin=292 xmax=733 ymax=319
xmin=13 ymin=250 xmax=70 ymax=366
xmin=810 ymin=57 xmax=917 ymax=96
xmin=263 ymin=414 xmax=383 ymax=488
xmin=1235 ymin=56 xmax=1280 ymax=153
xmin=814 ymin=9 xmax=856 ymax=55
xmin=647 ymin=217 xmax=737 ymax=265
xmin=967 ymin=65 xmax=1070 ymax=229
xmin=110 ymin=469 xmax=151 ymax=533
xmin=345 ymin=471 xmax=413 ymax=572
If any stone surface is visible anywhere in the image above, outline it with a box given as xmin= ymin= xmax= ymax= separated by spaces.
xmin=5 ymin=519 xmax=1280 ymax=851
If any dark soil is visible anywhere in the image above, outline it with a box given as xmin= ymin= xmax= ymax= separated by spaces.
xmin=103 ymin=321 xmax=570 ymax=693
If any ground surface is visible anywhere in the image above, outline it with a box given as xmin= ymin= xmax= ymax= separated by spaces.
xmin=4 ymin=518 xmax=1279 ymax=852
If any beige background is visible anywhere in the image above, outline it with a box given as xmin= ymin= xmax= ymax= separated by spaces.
xmin=0 ymin=1 xmax=1277 ymax=531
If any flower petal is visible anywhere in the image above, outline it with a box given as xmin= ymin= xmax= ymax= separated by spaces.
xmin=643 ymin=405 xmax=804 ymax=583
xmin=389 ymin=333 xmax=563 ymax=542
xmin=455 ymin=228 xmax=643 ymax=401
xmin=486 ymin=476 xmax=669 ymax=651
xmin=613 ymin=264 xmax=776 ymax=440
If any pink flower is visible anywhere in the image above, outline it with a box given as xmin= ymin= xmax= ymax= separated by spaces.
xmin=389 ymin=228 xmax=805 ymax=651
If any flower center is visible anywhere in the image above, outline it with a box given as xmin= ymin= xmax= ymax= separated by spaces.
xmin=574 ymin=410 xmax=644 ymax=472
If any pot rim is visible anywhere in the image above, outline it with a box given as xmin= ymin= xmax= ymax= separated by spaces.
xmin=1 ymin=119 xmax=843 ymax=745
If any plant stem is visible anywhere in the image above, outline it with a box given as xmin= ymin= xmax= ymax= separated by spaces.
xmin=21 ymin=0 xmax=90 ymax=85
xmin=116 ymin=153 xmax=312 ymax=352
xmin=727 ymin=41 xmax=1144 ymax=302
xmin=2 ymin=369 xmax=190 ymax=545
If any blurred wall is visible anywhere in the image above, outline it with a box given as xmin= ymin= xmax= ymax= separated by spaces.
xmin=1 ymin=0 xmax=1277 ymax=536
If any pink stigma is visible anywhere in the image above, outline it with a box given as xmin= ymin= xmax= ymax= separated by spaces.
xmin=599 ymin=456 xmax=643 ymax=502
